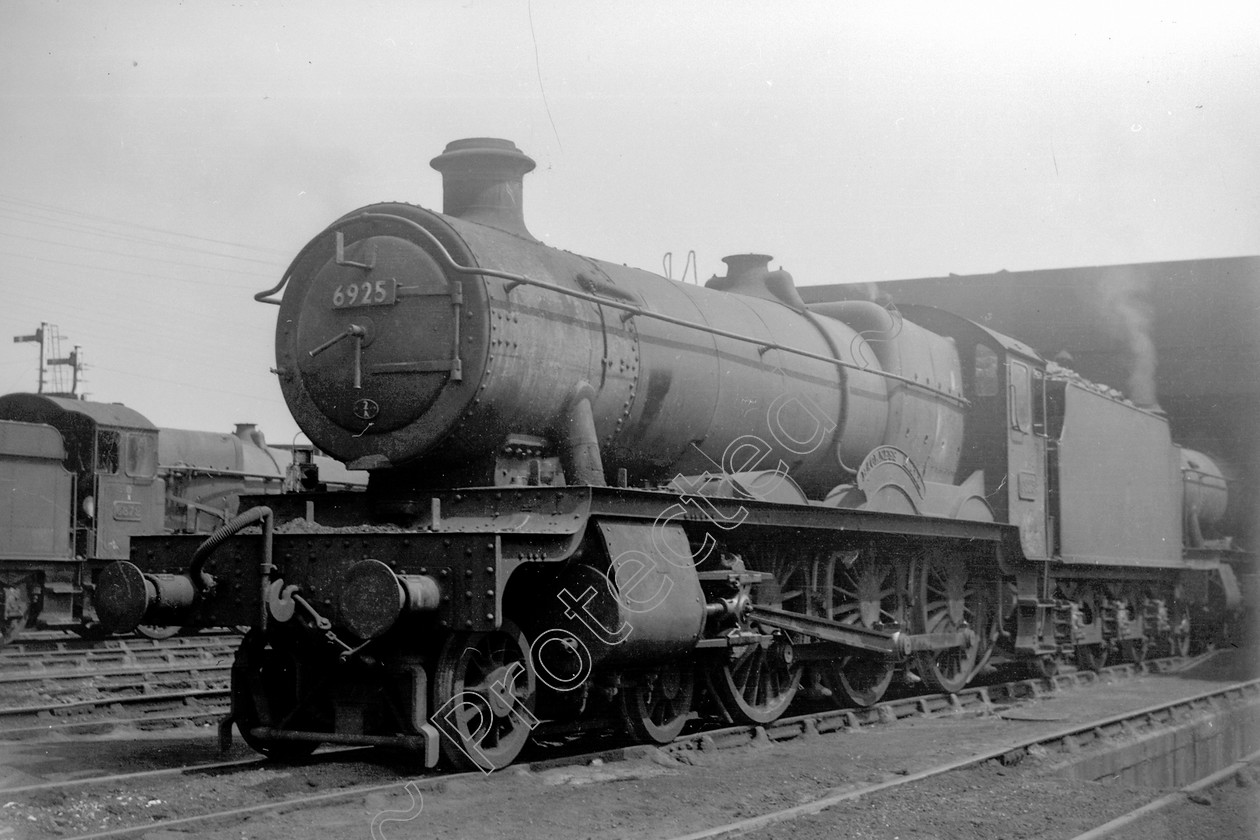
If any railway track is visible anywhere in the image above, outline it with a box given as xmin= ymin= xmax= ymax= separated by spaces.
xmin=0 ymin=632 xmax=237 ymax=737
xmin=0 ymin=651 xmax=1236 ymax=839
xmin=664 ymin=672 xmax=1260 ymax=839
xmin=1067 ymin=751 xmax=1260 ymax=840
xmin=0 ymin=664 xmax=231 ymax=738
xmin=660 ymin=654 xmax=1202 ymax=763
xmin=0 ymin=632 xmax=238 ymax=670
xmin=0 ymin=659 xmax=231 ymax=692
xmin=0 ymin=648 xmax=1185 ymax=742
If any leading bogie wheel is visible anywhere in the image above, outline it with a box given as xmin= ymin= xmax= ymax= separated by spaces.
xmin=620 ymin=660 xmax=695 ymax=744
xmin=433 ymin=620 xmax=537 ymax=772
xmin=232 ymin=633 xmax=320 ymax=760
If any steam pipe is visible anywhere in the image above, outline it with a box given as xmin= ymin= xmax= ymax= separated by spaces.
xmin=558 ymin=382 xmax=605 ymax=486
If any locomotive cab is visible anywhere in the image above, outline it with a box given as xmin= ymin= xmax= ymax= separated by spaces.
xmin=893 ymin=305 xmax=1052 ymax=559
xmin=0 ymin=393 xmax=165 ymax=630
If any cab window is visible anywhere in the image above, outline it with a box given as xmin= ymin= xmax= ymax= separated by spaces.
xmin=96 ymin=430 xmax=120 ymax=473
xmin=125 ymin=433 xmax=158 ymax=479
xmin=973 ymin=345 xmax=999 ymax=397
xmin=1009 ymin=360 xmax=1031 ymax=433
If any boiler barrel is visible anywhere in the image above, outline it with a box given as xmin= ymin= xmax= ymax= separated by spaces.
xmin=1181 ymin=448 xmax=1229 ymax=543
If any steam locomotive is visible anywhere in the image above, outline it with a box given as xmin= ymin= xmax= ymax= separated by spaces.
xmin=0 ymin=393 xmax=365 ymax=643
xmin=96 ymin=138 xmax=1246 ymax=771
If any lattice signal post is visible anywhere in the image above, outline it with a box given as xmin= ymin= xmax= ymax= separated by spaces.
xmin=12 ymin=323 xmax=85 ymax=398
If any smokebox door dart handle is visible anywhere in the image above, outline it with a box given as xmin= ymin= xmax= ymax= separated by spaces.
xmin=308 ymin=324 xmax=366 ymax=357
xmin=308 ymin=324 xmax=367 ymax=388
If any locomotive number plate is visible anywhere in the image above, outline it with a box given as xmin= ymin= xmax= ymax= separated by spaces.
xmin=112 ymin=501 xmax=144 ymax=522
xmin=333 ymin=279 xmax=396 ymax=309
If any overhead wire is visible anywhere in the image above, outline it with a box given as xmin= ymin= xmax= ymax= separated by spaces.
xmin=7 ymin=279 xmax=262 ymax=327
xmin=0 ymin=194 xmax=289 ymax=257
xmin=0 ymin=192 xmax=300 ymax=417
xmin=5 ymin=276 xmax=279 ymax=372
xmin=0 ymin=247 xmax=279 ymax=290
xmin=0 ymin=228 xmax=284 ymax=280
xmin=91 ymin=362 xmax=288 ymax=404
xmin=0 ymin=208 xmax=286 ymax=268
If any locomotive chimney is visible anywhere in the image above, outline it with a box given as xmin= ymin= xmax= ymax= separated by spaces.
xmin=430 ymin=138 xmax=537 ymax=241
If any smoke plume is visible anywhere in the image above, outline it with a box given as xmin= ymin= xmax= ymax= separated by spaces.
xmin=1096 ymin=267 xmax=1159 ymax=408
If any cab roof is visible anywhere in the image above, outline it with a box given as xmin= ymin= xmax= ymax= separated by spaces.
xmin=0 ymin=393 xmax=156 ymax=431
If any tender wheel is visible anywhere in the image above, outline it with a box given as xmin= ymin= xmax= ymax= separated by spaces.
xmin=1164 ymin=603 xmax=1191 ymax=657
xmin=2 ymin=613 xmax=26 ymax=645
xmin=2 ymin=583 xmax=31 ymax=645
xmin=1074 ymin=643 xmax=1108 ymax=672
xmin=433 ymin=620 xmax=537 ymax=772
xmin=1190 ymin=573 xmax=1231 ymax=652
xmin=620 ymin=660 xmax=695 ymax=744
xmin=136 ymin=624 xmax=181 ymax=641
xmin=1120 ymin=636 xmax=1149 ymax=664
xmin=1070 ymin=584 xmax=1108 ymax=672
xmin=910 ymin=551 xmax=981 ymax=694
xmin=1027 ymin=654 xmax=1059 ymax=678
xmin=232 ymin=633 xmax=320 ymax=759
xmin=822 ymin=553 xmax=900 ymax=707
xmin=1117 ymin=587 xmax=1150 ymax=664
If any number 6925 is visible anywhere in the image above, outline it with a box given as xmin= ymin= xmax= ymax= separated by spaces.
xmin=332 ymin=280 xmax=395 ymax=308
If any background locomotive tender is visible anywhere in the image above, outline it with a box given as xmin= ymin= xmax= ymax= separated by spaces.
xmin=96 ymin=138 xmax=1249 ymax=771
xmin=0 ymin=393 xmax=365 ymax=642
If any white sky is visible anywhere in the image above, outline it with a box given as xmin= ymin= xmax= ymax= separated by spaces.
xmin=1 ymin=1 xmax=1257 ymax=444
